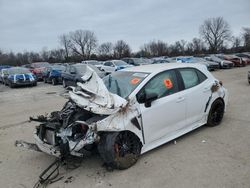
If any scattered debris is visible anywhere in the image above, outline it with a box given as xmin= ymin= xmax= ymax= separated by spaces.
xmin=174 ymin=140 xmax=177 ymax=145
xmin=64 ymin=176 xmax=75 ymax=184
xmin=45 ymin=92 xmax=57 ymax=95
xmin=202 ymin=140 xmax=206 ymax=143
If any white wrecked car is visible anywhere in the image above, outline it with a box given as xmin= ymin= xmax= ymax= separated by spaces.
xmin=16 ymin=63 xmax=228 ymax=169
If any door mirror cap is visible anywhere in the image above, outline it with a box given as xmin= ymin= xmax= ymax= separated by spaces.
xmin=144 ymin=92 xmax=158 ymax=108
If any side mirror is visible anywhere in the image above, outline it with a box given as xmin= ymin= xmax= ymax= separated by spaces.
xmin=137 ymin=91 xmax=158 ymax=108
xmin=144 ymin=92 xmax=158 ymax=107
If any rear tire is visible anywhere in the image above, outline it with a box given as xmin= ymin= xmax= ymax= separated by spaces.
xmin=98 ymin=131 xmax=141 ymax=170
xmin=207 ymin=99 xmax=225 ymax=127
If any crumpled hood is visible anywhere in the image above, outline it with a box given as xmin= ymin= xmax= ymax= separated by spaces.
xmin=69 ymin=65 xmax=128 ymax=115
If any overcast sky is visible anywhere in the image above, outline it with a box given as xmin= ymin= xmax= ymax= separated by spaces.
xmin=0 ymin=0 xmax=249 ymax=53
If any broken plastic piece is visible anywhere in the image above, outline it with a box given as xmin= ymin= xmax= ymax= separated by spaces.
xmin=15 ymin=140 xmax=41 ymax=152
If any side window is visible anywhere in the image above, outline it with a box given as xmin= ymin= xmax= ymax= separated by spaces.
xmin=104 ymin=62 xmax=111 ymax=66
xmin=179 ymin=68 xmax=203 ymax=89
xmin=196 ymin=69 xmax=207 ymax=83
xmin=137 ymin=70 xmax=179 ymax=102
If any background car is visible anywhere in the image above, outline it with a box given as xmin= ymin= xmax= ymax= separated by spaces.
xmin=100 ymin=60 xmax=132 ymax=73
xmin=4 ymin=67 xmax=37 ymax=88
xmin=81 ymin=60 xmax=103 ymax=70
xmin=30 ymin=62 xmax=50 ymax=80
xmin=62 ymin=63 xmax=105 ymax=87
xmin=0 ymin=65 xmax=11 ymax=71
xmin=42 ymin=65 xmax=66 ymax=85
xmin=205 ymin=55 xmax=234 ymax=69
xmin=0 ymin=68 xmax=10 ymax=84
xmin=122 ymin=58 xmax=153 ymax=66
xmin=235 ymin=53 xmax=250 ymax=65
xmin=217 ymin=54 xmax=245 ymax=67
xmin=174 ymin=56 xmax=219 ymax=71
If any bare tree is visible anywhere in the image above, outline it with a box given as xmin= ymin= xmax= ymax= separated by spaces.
xmin=192 ymin=38 xmax=206 ymax=53
xmin=98 ymin=42 xmax=113 ymax=56
xmin=69 ymin=30 xmax=97 ymax=59
xmin=200 ymin=17 xmax=231 ymax=53
xmin=242 ymin=27 xmax=250 ymax=50
xmin=140 ymin=40 xmax=168 ymax=57
xmin=113 ymin=40 xmax=131 ymax=58
xmin=59 ymin=34 xmax=71 ymax=60
xmin=232 ymin=36 xmax=242 ymax=48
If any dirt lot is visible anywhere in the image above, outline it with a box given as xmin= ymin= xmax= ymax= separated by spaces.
xmin=0 ymin=67 xmax=249 ymax=188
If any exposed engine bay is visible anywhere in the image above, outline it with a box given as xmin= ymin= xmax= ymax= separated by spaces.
xmin=31 ymin=100 xmax=108 ymax=157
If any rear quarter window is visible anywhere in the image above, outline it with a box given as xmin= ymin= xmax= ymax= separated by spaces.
xmin=179 ymin=68 xmax=207 ymax=89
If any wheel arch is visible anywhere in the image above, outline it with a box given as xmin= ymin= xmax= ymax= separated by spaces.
xmin=97 ymin=130 xmax=143 ymax=148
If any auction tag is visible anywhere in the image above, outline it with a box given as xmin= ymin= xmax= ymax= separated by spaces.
xmin=130 ymin=77 xmax=141 ymax=84
xmin=164 ymin=79 xmax=173 ymax=89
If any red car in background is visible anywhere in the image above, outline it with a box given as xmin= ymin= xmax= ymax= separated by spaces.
xmin=218 ymin=54 xmax=246 ymax=67
xmin=235 ymin=53 xmax=250 ymax=65
xmin=30 ymin=62 xmax=50 ymax=80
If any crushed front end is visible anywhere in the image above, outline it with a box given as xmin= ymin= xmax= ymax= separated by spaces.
xmin=24 ymin=100 xmax=105 ymax=158
xmin=16 ymin=65 xmax=129 ymax=159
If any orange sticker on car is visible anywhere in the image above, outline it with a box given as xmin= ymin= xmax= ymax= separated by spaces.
xmin=130 ymin=77 xmax=141 ymax=84
xmin=164 ymin=79 xmax=173 ymax=89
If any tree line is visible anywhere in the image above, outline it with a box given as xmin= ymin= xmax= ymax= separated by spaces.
xmin=0 ymin=17 xmax=250 ymax=66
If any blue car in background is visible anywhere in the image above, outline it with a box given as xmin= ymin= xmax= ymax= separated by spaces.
xmin=4 ymin=67 xmax=37 ymax=88
xmin=42 ymin=65 xmax=66 ymax=85
xmin=175 ymin=56 xmax=219 ymax=71
xmin=0 ymin=65 xmax=11 ymax=71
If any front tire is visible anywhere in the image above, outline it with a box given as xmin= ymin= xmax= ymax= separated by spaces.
xmin=52 ymin=78 xmax=57 ymax=85
xmin=207 ymin=99 xmax=225 ymax=127
xmin=98 ymin=131 xmax=142 ymax=170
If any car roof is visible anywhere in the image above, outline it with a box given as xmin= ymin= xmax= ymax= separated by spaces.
xmin=121 ymin=63 xmax=207 ymax=73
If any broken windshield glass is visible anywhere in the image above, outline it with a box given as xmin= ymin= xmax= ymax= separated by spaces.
xmin=103 ymin=71 xmax=149 ymax=98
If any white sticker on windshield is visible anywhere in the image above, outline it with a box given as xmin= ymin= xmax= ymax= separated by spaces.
xmin=132 ymin=73 xmax=148 ymax=78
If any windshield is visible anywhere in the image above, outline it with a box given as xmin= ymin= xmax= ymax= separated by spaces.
xmin=87 ymin=61 xmax=101 ymax=65
xmin=8 ymin=68 xmax=31 ymax=74
xmin=113 ymin=60 xmax=128 ymax=66
xmin=191 ymin=58 xmax=206 ymax=63
xmin=87 ymin=64 xmax=101 ymax=73
xmin=103 ymin=71 xmax=149 ymax=98
xmin=74 ymin=64 xmax=87 ymax=74
xmin=133 ymin=58 xmax=152 ymax=65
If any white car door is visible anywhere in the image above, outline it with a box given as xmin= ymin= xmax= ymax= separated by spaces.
xmin=137 ymin=70 xmax=186 ymax=144
xmin=178 ymin=68 xmax=211 ymax=127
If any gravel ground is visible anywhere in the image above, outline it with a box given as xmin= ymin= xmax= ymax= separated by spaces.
xmin=0 ymin=67 xmax=249 ymax=188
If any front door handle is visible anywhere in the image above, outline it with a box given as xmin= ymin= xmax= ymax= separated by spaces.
xmin=176 ymin=96 xmax=185 ymax=103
